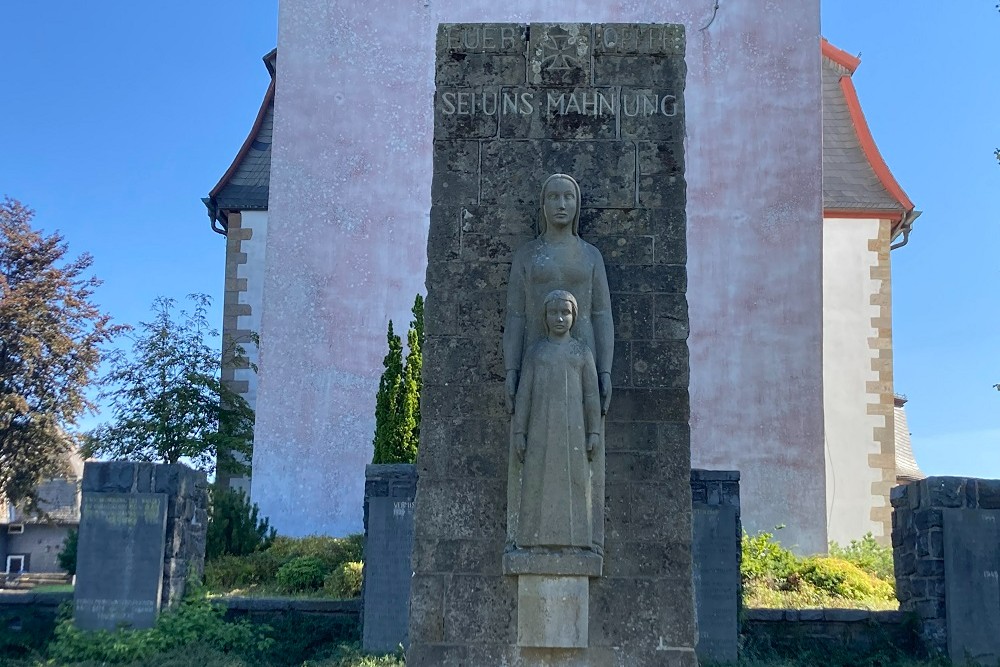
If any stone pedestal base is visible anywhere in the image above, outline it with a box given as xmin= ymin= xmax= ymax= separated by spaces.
xmin=503 ymin=550 xmax=603 ymax=649
xmin=517 ymin=575 xmax=589 ymax=648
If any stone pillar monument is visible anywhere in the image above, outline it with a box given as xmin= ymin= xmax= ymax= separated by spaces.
xmin=409 ymin=23 xmax=696 ymax=666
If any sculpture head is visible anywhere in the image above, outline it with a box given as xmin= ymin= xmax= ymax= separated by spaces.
xmin=543 ymin=289 xmax=578 ymax=337
xmin=539 ymin=174 xmax=581 ymax=236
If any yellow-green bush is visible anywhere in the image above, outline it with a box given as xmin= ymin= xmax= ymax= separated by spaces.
xmin=795 ymin=556 xmax=895 ymax=601
xmin=324 ymin=561 xmax=364 ymax=599
xmin=741 ymin=530 xmax=897 ymax=609
xmin=204 ymin=534 xmax=363 ymax=595
xmin=828 ymin=532 xmax=894 ymax=582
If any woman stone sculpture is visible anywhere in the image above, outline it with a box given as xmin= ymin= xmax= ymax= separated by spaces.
xmin=513 ymin=290 xmax=601 ymax=549
xmin=504 ymin=173 xmax=613 ymax=555
xmin=503 ymin=174 xmax=613 ymax=413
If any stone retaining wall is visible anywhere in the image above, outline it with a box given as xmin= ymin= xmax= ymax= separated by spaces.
xmin=891 ymin=476 xmax=1000 ymax=661
xmin=744 ymin=608 xmax=921 ymax=657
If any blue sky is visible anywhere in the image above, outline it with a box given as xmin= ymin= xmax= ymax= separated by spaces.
xmin=1 ymin=3 xmax=996 ymax=479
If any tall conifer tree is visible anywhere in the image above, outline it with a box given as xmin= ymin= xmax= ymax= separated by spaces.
xmin=372 ymin=294 xmax=424 ymax=464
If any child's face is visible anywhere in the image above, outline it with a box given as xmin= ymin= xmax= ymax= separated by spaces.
xmin=546 ymin=299 xmax=574 ymax=336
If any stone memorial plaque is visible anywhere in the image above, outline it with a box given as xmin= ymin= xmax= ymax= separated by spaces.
xmin=943 ymin=509 xmax=1000 ymax=666
xmin=74 ymin=493 xmax=168 ymax=630
xmin=693 ymin=504 xmax=739 ymax=663
xmin=363 ymin=495 xmax=416 ymax=652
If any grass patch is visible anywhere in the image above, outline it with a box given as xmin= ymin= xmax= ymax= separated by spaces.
xmin=32 ymin=584 xmax=74 ymax=594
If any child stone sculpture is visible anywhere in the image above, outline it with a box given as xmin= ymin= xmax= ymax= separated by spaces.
xmin=512 ymin=289 xmax=602 ymax=551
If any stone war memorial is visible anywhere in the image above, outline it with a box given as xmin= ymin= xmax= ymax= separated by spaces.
xmin=408 ymin=23 xmax=697 ymax=665
xmin=74 ymin=462 xmax=208 ymax=631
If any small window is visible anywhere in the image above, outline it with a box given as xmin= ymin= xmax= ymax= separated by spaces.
xmin=7 ymin=524 xmax=23 ymax=535
xmin=6 ymin=555 xmax=25 ymax=574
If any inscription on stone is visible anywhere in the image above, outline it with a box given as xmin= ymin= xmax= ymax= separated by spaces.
xmin=364 ymin=495 xmax=416 ymax=653
xmin=943 ymin=509 xmax=1000 ymax=666
xmin=438 ymin=89 xmax=677 ymax=118
xmin=692 ymin=504 xmax=739 ymax=663
xmin=74 ymin=493 xmax=168 ymax=630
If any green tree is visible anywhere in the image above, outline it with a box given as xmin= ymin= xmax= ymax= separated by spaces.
xmin=372 ymin=294 xmax=424 ymax=464
xmin=206 ymin=485 xmax=275 ymax=560
xmin=86 ymin=294 xmax=253 ymax=475
xmin=57 ymin=527 xmax=78 ymax=576
xmin=372 ymin=321 xmax=404 ymax=464
xmin=0 ymin=197 xmax=118 ymax=505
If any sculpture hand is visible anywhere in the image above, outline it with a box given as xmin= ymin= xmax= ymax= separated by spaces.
xmin=586 ymin=433 xmax=599 ymax=461
xmin=515 ymin=433 xmax=527 ymax=462
xmin=505 ymin=370 xmax=519 ymax=414
xmin=599 ymin=372 xmax=612 ymax=415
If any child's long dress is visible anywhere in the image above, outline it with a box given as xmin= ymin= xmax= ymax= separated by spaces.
xmin=513 ymin=337 xmax=600 ymax=548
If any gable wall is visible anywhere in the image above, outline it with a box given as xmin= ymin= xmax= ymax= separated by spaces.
xmin=257 ymin=0 xmax=825 ymax=549
xmin=823 ymin=216 xmax=895 ymax=544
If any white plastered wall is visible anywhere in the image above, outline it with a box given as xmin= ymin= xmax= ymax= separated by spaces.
xmin=823 ymin=216 xmax=885 ymax=544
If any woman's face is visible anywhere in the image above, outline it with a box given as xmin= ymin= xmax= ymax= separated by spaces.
xmin=543 ymin=178 xmax=578 ymax=229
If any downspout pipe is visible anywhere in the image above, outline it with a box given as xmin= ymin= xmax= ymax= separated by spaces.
xmin=203 ymin=197 xmax=228 ymax=237
xmin=890 ymin=209 xmax=921 ymax=251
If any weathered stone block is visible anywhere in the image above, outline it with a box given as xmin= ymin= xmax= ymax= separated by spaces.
xmin=630 ymin=484 xmax=691 ymax=540
xmin=611 ymin=293 xmax=655 ymax=340
xmin=630 ymin=340 xmax=689 ymax=388
xmin=594 ymin=24 xmax=685 ymax=56
xmin=516 ymin=575 xmax=589 ymax=647
xmin=528 ymin=24 xmax=591 ymax=87
xmin=611 ymin=342 xmax=631 ymax=387
xmin=604 ymin=421 xmax=658 ymax=452
xmin=438 ymin=24 xmax=528 ymax=56
xmin=435 ymin=88 xmax=501 ymax=139
xmin=480 ymin=140 xmax=636 ymax=208
xmin=443 ymin=575 xmax=517 ymax=645
xmin=591 ymin=234 xmax=654 ymax=265
xmin=638 ymin=143 xmax=686 ymax=208
xmin=431 ymin=141 xmax=480 ymax=205
xmin=460 ymin=232 xmax=531 ymax=263
xmin=589 ymin=577 xmax=696 ymax=649
xmin=924 ymin=477 xmax=966 ymax=508
xmin=979 ymin=479 xmax=1000 ymax=509
xmin=412 ymin=538 xmax=505 ymax=575
xmin=605 ymin=451 xmax=662 ymax=482
xmin=459 ymin=204 xmax=536 ymax=237
xmin=498 ymin=87 xmax=618 ymax=140
xmin=413 ymin=479 xmax=505 ymax=541
xmin=608 ymin=387 xmax=689 ymax=423
xmin=606 ymin=263 xmax=686 ymax=294
xmin=594 ymin=55 xmax=686 ymax=88
xmin=408 ymin=575 xmax=445 ymax=643
xmin=437 ymin=57 xmax=526 ymax=86
xmin=603 ymin=540 xmax=692 ymax=578
xmin=579 ymin=207 xmax=658 ymax=237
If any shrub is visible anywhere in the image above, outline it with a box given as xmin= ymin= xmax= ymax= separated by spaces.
xmin=741 ymin=530 xmax=799 ymax=585
xmin=57 ymin=528 xmax=78 ymax=576
xmin=266 ymin=534 xmax=364 ymax=575
xmin=206 ymin=485 xmax=276 ymax=561
xmin=204 ymin=534 xmax=364 ymax=595
xmin=325 ymin=561 xmax=364 ymax=599
xmin=276 ymin=556 xmax=327 ymax=593
xmin=829 ymin=532 xmax=894 ymax=582
xmin=47 ymin=586 xmax=272 ymax=664
xmin=795 ymin=557 xmax=895 ymax=601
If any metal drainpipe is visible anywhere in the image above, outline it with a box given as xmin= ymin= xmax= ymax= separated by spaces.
xmin=890 ymin=209 xmax=921 ymax=251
